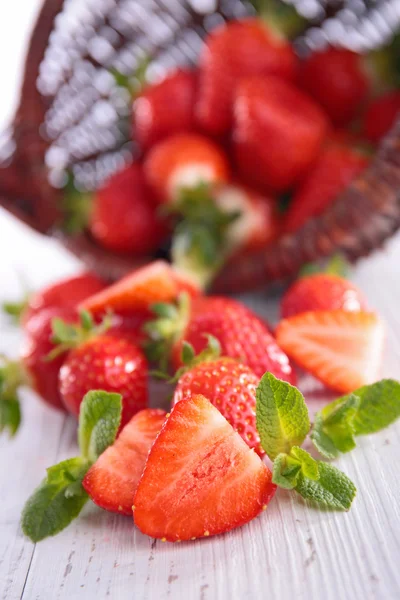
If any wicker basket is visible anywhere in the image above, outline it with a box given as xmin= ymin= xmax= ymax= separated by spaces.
xmin=1 ymin=0 xmax=400 ymax=293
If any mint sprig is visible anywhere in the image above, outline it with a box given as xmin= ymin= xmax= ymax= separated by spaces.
xmin=256 ymin=373 xmax=310 ymax=460
xmin=21 ymin=390 xmax=122 ymax=542
xmin=311 ymin=380 xmax=400 ymax=459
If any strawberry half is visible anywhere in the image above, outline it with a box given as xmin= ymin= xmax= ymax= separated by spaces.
xmin=90 ymin=163 xmax=168 ymax=255
xmin=300 ymin=48 xmax=369 ymax=126
xmin=276 ymin=310 xmax=385 ymax=393
xmin=79 ymin=260 xmax=200 ymax=316
xmin=281 ymin=273 xmax=368 ymax=318
xmin=283 ymin=145 xmax=369 ymax=233
xmin=134 ymin=69 xmax=197 ymax=150
xmin=83 ymin=409 xmax=166 ymax=514
xmin=196 ymin=18 xmax=297 ymax=136
xmin=362 ymin=90 xmax=400 ymax=144
xmin=233 ymin=76 xmax=329 ymax=192
xmin=143 ymin=133 xmax=230 ymax=204
xmin=133 ymin=394 xmax=276 ymax=541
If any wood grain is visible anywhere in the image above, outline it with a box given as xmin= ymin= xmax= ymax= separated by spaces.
xmin=0 ymin=209 xmax=399 ymax=600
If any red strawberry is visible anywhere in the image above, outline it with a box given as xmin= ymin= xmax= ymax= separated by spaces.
xmin=134 ymin=69 xmax=197 ymax=150
xmin=146 ymin=294 xmax=296 ymax=383
xmin=133 ymin=394 xmax=275 ymax=541
xmin=173 ymin=351 xmax=262 ymax=454
xmin=362 ymin=90 xmax=400 ymax=144
xmin=143 ymin=133 xmax=230 ymax=203
xmin=276 ymin=310 xmax=385 ymax=393
xmin=3 ymin=272 xmax=106 ymax=329
xmin=83 ymin=409 xmax=166 ymax=514
xmin=233 ymin=76 xmax=329 ymax=192
xmin=79 ymin=260 xmax=200 ymax=316
xmin=281 ymin=274 xmax=368 ymax=319
xmin=214 ymin=183 xmax=279 ymax=252
xmin=196 ymin=18 xmax=297 ymax=136
xmin=21 ymin=306 xmax=78 ymax=410
xmin=90 ymin=163 xmax=168 ymax=254
xmin=300 ymin=48 xmax=369 ymax=126
xmin=283 ymin=145 xmax=369 ymax=233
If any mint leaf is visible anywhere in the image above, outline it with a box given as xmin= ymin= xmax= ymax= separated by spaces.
xmin=311 ymin=414 xmax=341 ymax=459
xmin=256 ymin=373 xmax=310 ymax=460
xmin=21 ymin=457 xmax=89 ymax=542
xmin=272 ymin=454 xmax=301 ymax=489
xmin=290 ymin=446 xmax=319 ymax=480
xmin=311 ymin=394 xmax=360 ymax=459
xmin=295 ymin=461 xmax=356 ymax=511
xmin=351 ymin=379 xmax=400 ymax=435
xmin=78 ymin=390 xmax=122 ymax=463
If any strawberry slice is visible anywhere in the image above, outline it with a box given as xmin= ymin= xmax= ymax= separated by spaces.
xmin=83 ymin=409 xmax=166 ymax=515
xmin=79 ymin=260 xmax=200 ymax=315
xmin=133 ymin=394 xmax=276 ymax=541
xmin=276 ymin=310 xmax=385 ymax=393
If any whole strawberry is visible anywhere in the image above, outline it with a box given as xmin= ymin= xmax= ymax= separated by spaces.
xmin=172 ymin=338 xmax=263 ymax=454
xmin=52 ymin=311 xmax=148 ymax=427
xmin=283 ymin=144 xmax=369 ymax=233
xmin=300 ymin=47 xmax=369 ymax=126
xmin=133 ymin=69 xmax=197 ymax=150
xmin=90 ymin=163 xmax=168 ymax=254
xmin=362 ymin=90 xmax=400 ymax=144
xmin=233 ymin=76 xmax=329 ymax=192
xmin=196 ymin=18 xmax=297 ymax=135
xmin=146 ymin=294 xmax=296 ymax=383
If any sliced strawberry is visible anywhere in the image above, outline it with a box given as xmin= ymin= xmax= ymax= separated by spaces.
xmin=133 ymin=394 xmax=275 ymax=541
xmin=143 ymin=133 xmax=230 ymax=203
xmin=79 ymin=260 xmax=200 ymax=315
xmin=83 ymin=409 xmax=166 ymax=514
xmin=276 ymin=310 xmax=385 ymax=393
xmin=134 ymin=69 xmax=197 ymax=150
xmin=362 ymin=90 xmax=400 ymax=144
xmin=300 ymin=48 xmax=369 ymax=126
xmin=283 ymin=145 xmax=369 ymax=233
xmin=196 ymin=18 xmax=297 ymax=136
xmin=281 ymin=274 xmax=368 ymax=318
xmin=233 ymin=76 xmax=329 ymax=192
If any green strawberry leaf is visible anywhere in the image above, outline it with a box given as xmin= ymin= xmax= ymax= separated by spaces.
xmin=78 ymin=390 xmax=122 ymax=463
xmin=295 ymin=461 xmax=356 ymax=511
xmin=256 ymin=373 xmax=310 ymax=460
xmin=21 ymin=458 xmax=89 ymax=542
xmin=0 ymin=396 xmax=21 ymax=436
xmin=351 ymin=379 xmax=400 ymax=435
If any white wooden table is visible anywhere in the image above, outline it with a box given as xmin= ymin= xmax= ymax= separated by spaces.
xmin=0 ymin=209 xmax=399 ymax=600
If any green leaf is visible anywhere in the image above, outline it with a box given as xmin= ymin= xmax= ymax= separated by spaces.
xmin=21 ymin=465 xmax=89 ymax=542
xmin=351 ymin=379 xmax=400 ymax=435
xmin=181 ymin=342 xmax=195 ymax=365
xmin=0 ymin=396 xmax=21 ymax=436
xmin=78 ymin=390 xmax=122 ymax=462
xmin=2 ymin=298 xmax=29 ymax=322
xmin=290 ymin=446 xmax=319 ymax=480
xmin=256 ymin=372 xmax=310 ymax=460
xmin=272 ymin=453 xmax=301 ymax=490
xmin=311 ymin=394 xmax=360 ymax=458
xmin=311 ymin=414 xmax=341 ymax=460
xmin=295 ymin=461 xmax=356 ymax=511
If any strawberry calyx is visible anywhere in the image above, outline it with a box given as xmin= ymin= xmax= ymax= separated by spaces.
xmin=48 ymin=310 xmax=112 ymax=360
xmin=2 ymin=297 xmax=29 ymax=323
xmin=61 ymin=172 xmax=93 ymax=234
xmin=144 ymin=292 xmax=192 ymax=372
xmin=249 ymin=0 xmax=306 ymax=39
xmin=0 ymin=355 xmax=30 ymax=436
xmin=170 ymin=183 xmax=241 ymax=289
xmin=299 ymin=253 xmax=349 ymax=279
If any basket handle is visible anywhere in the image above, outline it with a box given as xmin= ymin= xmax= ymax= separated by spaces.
xmin=0 ymin=0 xmax=65 ymax=232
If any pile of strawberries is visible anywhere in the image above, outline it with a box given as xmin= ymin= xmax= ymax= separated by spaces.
xmin=1 ymin=252 xmax=386 ymax=541
xmin=69 ymin=16 xmax=400 ymax=287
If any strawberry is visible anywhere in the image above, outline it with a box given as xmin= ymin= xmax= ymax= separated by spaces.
xmin=143 ymin=133 xmax=230 ymax=204
xmin=362 ymin=90 xmax=400 ymax=144
xmin=196 ymin=18 xmax=297 ymax=136
xmin=79 ymin=260 xmax=200 ymax=316
xmin=146 ymin=294 xmax=296 ymax=383
xmin=283 ymin=145 xmax=369 ymax=233
xmin=233 ymin=76 xmax=329 ymax=192
xmin=172 ymin=339 xmax=262 ymax=454
xmin=3 ymin=272 xmax=106 ymax=329
xmin=90 ymin=163 xmax=168 ymax=254
xmin=133 ymin=69 xmax=197 ymax=150
xmin=281 ymin=273 xmax=368 ymax=319
xmin=52 ymin=312 xmax=148 ymax=426
xmin=276 ymin=310 xmax=385 ymax=393
xmin=133 ymin=394 xmax=276 ymax=541
xmin=83 ymin=408 xmax=166 ymax=514
xmin=300 ymin=48 xmax=369 ymax=126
